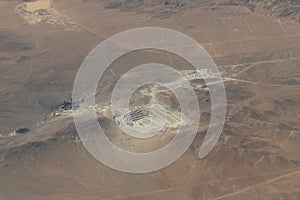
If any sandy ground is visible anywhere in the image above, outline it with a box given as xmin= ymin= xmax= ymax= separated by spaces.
xmin=0 ymin=0 xmax=300 ymax=199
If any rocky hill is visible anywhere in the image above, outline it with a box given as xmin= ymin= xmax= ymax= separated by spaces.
xmin=101 ymin=0 xmax=300 ymax=22
xmin=260 ymin=0 xmax=300 ymax=22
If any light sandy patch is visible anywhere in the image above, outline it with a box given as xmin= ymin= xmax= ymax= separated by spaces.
xmin=15 ymin=0 xmax=80 ymax=31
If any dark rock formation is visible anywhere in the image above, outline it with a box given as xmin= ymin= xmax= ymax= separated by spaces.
xmin=101 ymin=0 xmax=300 ymax=22
xmin=15 ymin=128 xmax=30 ymax=135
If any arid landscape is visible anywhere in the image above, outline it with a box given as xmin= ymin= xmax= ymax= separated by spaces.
xmin=0 ymin=0 xmax=300 ymax=199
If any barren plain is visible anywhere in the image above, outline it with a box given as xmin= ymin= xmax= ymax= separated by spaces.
xmin=0 ymin=0 xmax=300 ymax=199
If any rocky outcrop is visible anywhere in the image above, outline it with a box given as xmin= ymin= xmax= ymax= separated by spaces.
xmin=101 ymin=0 xmax=300 ymax=22
xmin=261 ymin=0 xmax=300 ymax=22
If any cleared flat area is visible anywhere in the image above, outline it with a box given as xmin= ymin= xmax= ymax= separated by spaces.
xmin=0 ymin=0 xmax=300 ymax=199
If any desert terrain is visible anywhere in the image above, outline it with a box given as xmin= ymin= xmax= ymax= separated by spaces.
xmin=0 ymin=0 xmax=300 ymax=199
